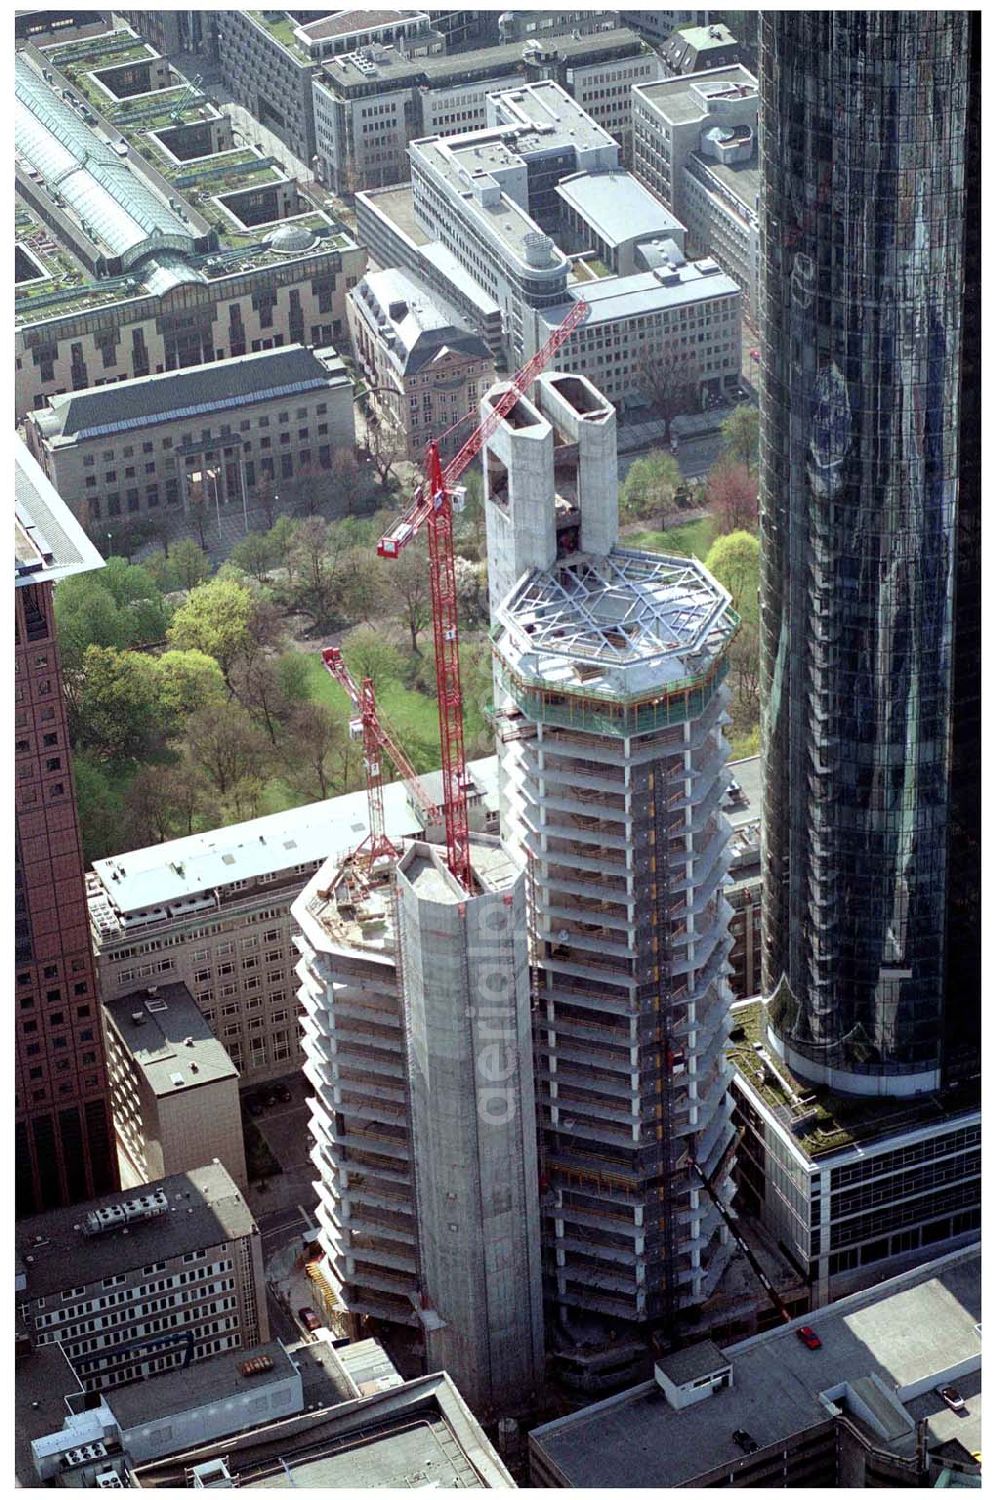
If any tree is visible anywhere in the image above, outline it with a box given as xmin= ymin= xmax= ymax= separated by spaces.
xmin=55 ymin=560 xmax=170 ymax=670
xmin=705 ymin=457 xmax=759 ymax=535
xmin=183 ymin=700 xmax=271 ymax=798
xmin=720 ymin=402 xmax=760 ymax=471
xmin=705 ymin=530 xmax=760 ymax=621
xmin=341 ymin=625 xmax=405 ymax=694
xmin=71 ymin=646 xmax=164 ymax=761
xmin=338 ymin=546 xmax=387 ymax=624
xmin=454 ymin=555 xmax=488 ymax=626
xmin=620 ymin=450 xmax=685 ymax=531
xmin=285 ymin=517 xmax=342 ymax=631
xmin=74 ymin=753 xmax=125 ymax=863
xmin=331 ymin=447 xmax=376 ymax=517
xmin=229 ymin=530 xmax=278 ymax=584
xmin=365 ymin=418 xmax=407 ymax=491
xmin=123 ymin=762 xmax=212 ymax=846
xmin=166 ymin=578 xmax=256 ymax=687
xmin=635 ymin=346 xmax=702 ymax=435
xmin=267 ymin=515 xmax=298 ymax=569
xmin=167 ymin=538 xmax=212 ymax=591
xmin=281 ymin=701 xmax=355 ymax=801
xmin=391 ymin=546 xmax=431 ymax=652
xmin=155 ymin=649 xmax=227 ymax=731
xmin=707 ymin=531 xmax=760 ymax=736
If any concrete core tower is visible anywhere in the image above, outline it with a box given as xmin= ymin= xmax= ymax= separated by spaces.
xmin=484 ymin=373 xmax=740 ymax=1352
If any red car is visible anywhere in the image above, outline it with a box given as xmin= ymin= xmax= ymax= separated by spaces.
xmin=796 ymin=1325 xmax=822 ymax=1350
xmin=298 ymin=1306 xmax=322 ymax=1333
xmin=749 ymin=348 xmax=760 ymax=363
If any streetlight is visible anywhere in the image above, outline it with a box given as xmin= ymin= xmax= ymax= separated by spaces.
xmin=107 ymin=531 xmax=112 ymax=558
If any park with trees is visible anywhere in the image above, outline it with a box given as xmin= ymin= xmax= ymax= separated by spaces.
xmin=59 ymin=399 xmax=761 ymax=862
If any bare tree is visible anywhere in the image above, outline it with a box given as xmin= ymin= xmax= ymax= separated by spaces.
xmin=636 ymin=346 xmax=702 ymax=436
xmin=282 ymin=702 xmax=356 ymax=801
xmin=365 ymin=417 xmax=407 ymax=492
xmin=705 ymin=458 xmax=759 ymax=534
xmin=391 ymin=546 xmax=431 ymax=653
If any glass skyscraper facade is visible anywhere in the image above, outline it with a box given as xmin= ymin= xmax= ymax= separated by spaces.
xmin=758 ymin=12 xmax=980 ymax=1095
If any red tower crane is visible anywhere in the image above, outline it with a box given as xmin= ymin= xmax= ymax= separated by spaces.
xmin=376 ymin=298 xmax=589 ymax=892
xmin=320 ymin=646 xmax=437 ymax=872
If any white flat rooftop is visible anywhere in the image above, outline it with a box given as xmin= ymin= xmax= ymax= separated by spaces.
xmin=541 ymin=261 xmax=740 ymax=329
xmin=89 ymin=756 xmax=498 ymax=918
xmin=555 ymin=170 xmax=686 ymax=250
xmin=494 ymin=548 xmax=737 ymax=700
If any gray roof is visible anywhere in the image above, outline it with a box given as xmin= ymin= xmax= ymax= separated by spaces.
xmin=530 ymin=1246 xmax=982 ymax=1487
xmin=655 ymin=1339 xmax=729 ymax=1385
xmin=104 ymin=983 xmax=238 ymax=1097
xmin=131 ymin=1370 xmax=515 ymax=1488
xmin=106 ymin=1342 xmax=295 ymax=1430
xmin=540 ymin=261 xmax=741 ymax=328
xmin=14 ymin=1344 xmax=82 ymax=1487
xmin=15 ymin=439 xmax=104 ymax=586
xmin=555 ymin=170 xmax=686 ymax=249
xmin=352 ymin=267 xmax=491 ymax=376
xmin=317 ymin=25 xmax=646 ymax=95
xmin=16 ymin=1163 xmax=256 ymax=1299
xmin=633 ymin=65 xmax=757 ymax=127
xmin=15 ymin=53 xmax=195 ymax=269
xmin=34 ymin=345 xmax=345 ymax=444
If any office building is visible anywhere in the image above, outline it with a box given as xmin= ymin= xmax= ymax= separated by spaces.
xmin=102 ymin=983 xmax=247 ymax=1196
xmin=312 ymin=26 xmax=660 ymax=195
xmin=15 ymin=442 xmax=118 ymax=1217
xmin=87 ymin=758 xmax=498 ymax=1090
xmin=632 ymin=66 xmax=760 ymax=319
xmin=347 ymin=268 xmax=493 ymax=461
xmin=663 ymin=22 xmax=740 ymax=76
xmin=15 ymin=28 xmax=365 ymax=420
xmin=484 ymin=372 xmax=740 ymax=1341
xmin=293 ymin=834 xmax=545 ymax=1416
xmin=216 ymin=10 xmax=446 ymax=165
xmin=619 ymin=12 xmax=717 ymax=46
xmin=538 ymin=259 xmax=741 ymax=408
xmin=16 ymin=1163 xmax=268 ymax=1392
xmin=25 ymin=345 xmax=353 ymax=528
xmin=758 ymin=11 xmax=980 ymax=1095
xmin=118 ymin=9 xmax=214 ymax=60
xmin=23 ymin=1335 xmax=398 ymax=1486
xmin=130 ymin=1365 xmax=516 ymax=1487
xmin=529 ymin=1244 xmax=981 ymax=1488
xmin=729 ymin=1001 xmax=980 ymax=1304
xmin=397 ymin=78 xmax=742 ymax=395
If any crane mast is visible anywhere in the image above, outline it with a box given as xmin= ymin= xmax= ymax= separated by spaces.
xmin=376 ymin=299 xmax=589 ymax=892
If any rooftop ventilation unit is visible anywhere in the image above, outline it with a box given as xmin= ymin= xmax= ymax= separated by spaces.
xmin=96 ymin=1473 xmax=125 ymax=1489
xmin=62 ymin=1442 xmax=108 ymax=1469
xmin=82 ymin=1189 xmax=169 ymax=1237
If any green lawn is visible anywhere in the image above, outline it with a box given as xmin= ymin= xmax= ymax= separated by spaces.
xmin=299 ymin=647 xmax=445 ymax=773
xmin=628 ymin=516 xmax=717 ymax=562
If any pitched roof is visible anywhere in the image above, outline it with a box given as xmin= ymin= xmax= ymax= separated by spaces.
xmin=35 ymin=346 xmax=344 ymax=443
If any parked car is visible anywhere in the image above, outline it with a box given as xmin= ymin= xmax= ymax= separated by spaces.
xmin=732 ymin=1429 xmax=759 ymax=1455
xmin=265 ymin=1090 xmax=280 ymax=1107
xmin=796 ymin=1326 xmax=822 ymax=1351
xmin=246 ymin=1095 xmax=264 ymax=1118
xmin=277 ymin=1084 xmax=292 ymax=1103
xmin=298 ymin=1307 xmax=322 ymax=1333
xmin=938 ymin=1385 xmax=965 ymax=1413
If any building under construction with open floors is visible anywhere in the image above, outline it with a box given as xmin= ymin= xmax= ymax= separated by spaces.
xmin=482 ymin=371 xmax=740 ymax=1371
xmin=291 ymin=835 xmax=544 ymax=1418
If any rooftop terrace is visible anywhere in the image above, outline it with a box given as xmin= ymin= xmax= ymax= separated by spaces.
xmin=728 ymin=1000 xmax=980 ymax=1160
